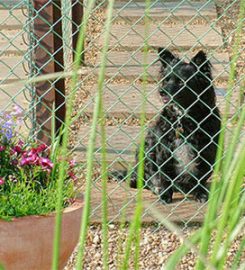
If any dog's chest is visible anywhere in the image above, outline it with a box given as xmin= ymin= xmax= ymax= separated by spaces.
xmin=173 ymin=137 xmax=198 ymax=177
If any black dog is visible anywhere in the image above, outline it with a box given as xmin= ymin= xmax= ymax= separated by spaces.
xmin=112 ymin=48 xmax=221 ymax=203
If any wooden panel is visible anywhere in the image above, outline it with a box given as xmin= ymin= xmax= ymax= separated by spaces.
xmin=90 ymin=182 xmax=206 ymax=223
xmin=113 ymin=1 xmax=216 ymax=23
xmin=33 ymin=0 xmax=65 ymax=144
xmin=101 ymin=24 xmax=223 ymax=50
xmin=99 ymin=51 xmax=229 ymax=82
xmin=33 ymin=0 xmax=56 ymax=144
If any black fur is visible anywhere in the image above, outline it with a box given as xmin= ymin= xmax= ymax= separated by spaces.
xmin=112 ymin=48 xmax=221 ymax=203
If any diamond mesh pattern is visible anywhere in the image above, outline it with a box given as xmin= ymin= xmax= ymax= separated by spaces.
xmin=0 ymin=0 xmax=244 ymax=225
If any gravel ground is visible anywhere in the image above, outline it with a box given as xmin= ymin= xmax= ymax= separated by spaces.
xmin=65 ymin=225 xmax=244 ymax=270
xmin=67 ymin=1 xmax=245 ymax=269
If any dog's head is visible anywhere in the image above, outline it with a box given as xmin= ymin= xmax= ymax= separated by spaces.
xmin=158 ymin=48 xmax=215 ymax=110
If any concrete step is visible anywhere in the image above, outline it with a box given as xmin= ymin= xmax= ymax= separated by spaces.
xmin=75 ymin=125 xmax=138 ymax=169
xmin=0 ymin=81 xmax=30 ymax=112
xmin=0 ymin=29 xmax=27 ymax=55
xmin=0 ymin=8 xmax=26 ymax=30
xmin=0 ymin=56 xmax=27 ymax=82
xmin=89 ymin=181 xmax=207 ymax=223
xmin=83 ymin=83 xmax=240 ymax=120
xmin=97 ymin=51 xmax=229 ymax=82
xmin=113 ymin=1 xmax=217 ymax=24
xmin=75 ymin=122 xmax=242 ymax=169
xmin=101 ymin=24 xmax=223 ymax=50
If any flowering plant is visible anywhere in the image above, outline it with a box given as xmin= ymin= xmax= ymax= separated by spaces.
xmin=0 ymin=107 xmax=77 ymax=220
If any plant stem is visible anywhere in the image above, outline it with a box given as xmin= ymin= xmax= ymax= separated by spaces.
xmin=75 ymin=0 xmax=115 ymax=268
xmin=231 ymin=238 xmax=245 ymax=270
xmin=195 ymin=2 xmax=245 ymax=268
xmin=211 ymin=139 xmax=245 ymax=268
xmin=52 ymin=0 xmax=96 ymax=269
xmin=98 ymin=1 xmax=116 ymax=269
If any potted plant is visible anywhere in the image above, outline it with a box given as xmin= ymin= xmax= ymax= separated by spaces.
xmin=0 ymin=106 xmax=83 ymax=270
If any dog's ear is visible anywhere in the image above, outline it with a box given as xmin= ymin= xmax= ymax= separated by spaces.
xmin=158 ymin=48 xmax=177 ymax=68
xmin=190 ymin=51 xmax=212 ymax=77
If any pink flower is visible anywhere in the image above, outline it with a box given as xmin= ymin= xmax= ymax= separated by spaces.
xmin=11 ymin=145 xmax=23 ymax=155
xmin=39 ymin=157 xmax=53 ymax=172
xmin=69 ymin=160 xmax=76 ymax=168
xmin=68 ymin=171 xmax=78 ymax=182
xmin=0 ymin=146 xmax=5 ymax=152
xmin=20 ymin=150 xmax=39 ymax=166
xmin=0 ymin=177 xmax=5 ymax=186
xmin=20 ymin=157 xmax=35 ymax=166
xmin=36 ymin=144 xmax=48 ymax=153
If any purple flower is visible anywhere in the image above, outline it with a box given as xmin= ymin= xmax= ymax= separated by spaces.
xmin=0 ymin=177 xmax=5 ymax=186
xmin=0 ymin=118 xmax=15 ymax=141
xmin=0 ymin=145 xmax=5 ymax=152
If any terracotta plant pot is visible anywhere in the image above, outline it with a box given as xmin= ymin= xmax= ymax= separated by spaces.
xmin=0 ymin=199 xmax=83 ymax=270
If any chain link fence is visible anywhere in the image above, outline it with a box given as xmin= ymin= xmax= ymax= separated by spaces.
xmin=0 ymin=0 xmax=244 ymax=225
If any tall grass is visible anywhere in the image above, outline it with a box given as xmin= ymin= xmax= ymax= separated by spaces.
xmin=195 ymin=1 xmax=245 ymax=269
xmin=74 ymin=0 xmax=116 ymax=269
xmin=120 ymin=0 xmax=151 ymax=269
xmin=60 ymin=0 xmax=244 ymax=268
xmin=52 ymin=0 xmax=97 ymax=268
xmin=97 ymin=0 xmax=115 ymax=269
xmin=4 ymin=0 xmax=242 ymax=269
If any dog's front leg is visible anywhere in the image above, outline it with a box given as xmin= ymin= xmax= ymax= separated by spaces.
xmin=154 ymin=146 xmax=174 ymax=204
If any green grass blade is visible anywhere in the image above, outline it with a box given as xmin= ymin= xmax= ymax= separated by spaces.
xmin=195 ymin=2 xmax=245 ymax=268
xmin=98 ymin=1 xmax=116 ymax=268
xmin=231 ymin=238 xmax=245 ymax=270
xmin=116 ymin=166 xmax=132 ymax=269
xmin=75 ymin=0 xmax=115 ymax=268
xmin=52 ymin=0 xmax=97 ymax=269
xmin=121 ymin=0 xmax=151 ymax=268
xmin=211 ymin=140 xmax=245 ymax=268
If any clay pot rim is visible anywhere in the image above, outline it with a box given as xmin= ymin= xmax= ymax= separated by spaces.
xmin=0 ymin=198 xmax=83 ymax=223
